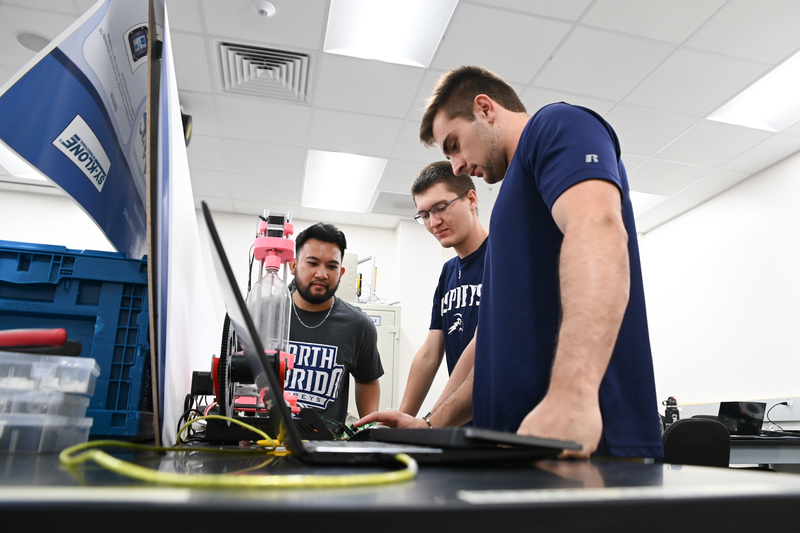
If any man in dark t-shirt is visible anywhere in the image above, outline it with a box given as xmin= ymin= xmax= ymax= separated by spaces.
xmin=398 ymin=161 xmax=488 ymax=420
xmin=358 ymin=66 xmax=662 ymax=459
xmin=285 ymin=223 xmax=383 ymax=426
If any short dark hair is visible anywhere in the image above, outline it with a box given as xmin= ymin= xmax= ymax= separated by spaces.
xmin=420 ymin=65 xmax=526 ymax=147
xmin=411 ymin=161 xmax=475 ymax=204
xmin=295 ymin=223 xmax=347 ymax=257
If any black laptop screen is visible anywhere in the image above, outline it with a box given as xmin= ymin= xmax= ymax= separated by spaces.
xmin=717 ymin=401 xmax=766 ymax=435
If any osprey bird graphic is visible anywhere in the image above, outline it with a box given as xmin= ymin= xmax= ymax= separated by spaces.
xmin=448 ymin=313 xmax=464 ymax=334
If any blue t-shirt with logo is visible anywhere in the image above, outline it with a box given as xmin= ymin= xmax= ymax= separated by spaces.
xmin=430 ymin=237 xmax=487 ymax=374
xmin=472 ymin=103 xmax=663 ymax=458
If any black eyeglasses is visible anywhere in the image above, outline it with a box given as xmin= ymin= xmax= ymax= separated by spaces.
xmin=414 ymin=193 xmax=467 ymax=224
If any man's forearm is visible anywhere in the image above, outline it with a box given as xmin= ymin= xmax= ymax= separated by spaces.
xmin=429 ymin=367 xmax=473 ymax=427
xmin=549 ymin=211 xmax=629 ymax=401
xmin=399 ymin=353 xmax=440 ymax=416
xmin=432 ymin=333 xmax=475 ymax=412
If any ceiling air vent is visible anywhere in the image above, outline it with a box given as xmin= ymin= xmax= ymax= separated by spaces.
xmin=219 ymin=42 xmax=309 ymax=103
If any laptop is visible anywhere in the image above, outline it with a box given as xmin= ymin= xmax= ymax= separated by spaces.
xmin=202 ymin=201 xmax=580 ymax=464
xmin=717 ymin=401 xmax=766 ymax=436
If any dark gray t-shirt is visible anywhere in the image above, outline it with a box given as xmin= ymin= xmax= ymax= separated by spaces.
xmin=285 ymin=296 xmax=383 ymax=425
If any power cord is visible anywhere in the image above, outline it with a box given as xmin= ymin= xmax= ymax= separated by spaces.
xmin=766 ymin=402 xmax=788 ymax=431
xmin=59 ymin=415 xmax=417 ymax=489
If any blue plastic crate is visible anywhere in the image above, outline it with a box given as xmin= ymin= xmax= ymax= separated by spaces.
xmin=0 ymin=240 xmax=153 ymax=439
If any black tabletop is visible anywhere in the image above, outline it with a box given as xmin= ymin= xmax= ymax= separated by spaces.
xmin=2 ymin=450 xmax=800 ymax=533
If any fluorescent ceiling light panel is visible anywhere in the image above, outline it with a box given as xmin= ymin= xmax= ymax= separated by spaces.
xmin=707 ymin=50 xmax=800 ymax=132
xmin=630 ymin=191 xmax=667 ymax=217
xmin=303 ymin=150 xmax=387 ymax=213
xmin=0 ymin=141 xmax=48 ymax=182
xmin=324 ymin=0 xmax=458 ymax=68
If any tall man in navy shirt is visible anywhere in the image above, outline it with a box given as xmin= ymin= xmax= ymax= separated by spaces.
xmin=359 ymin=66 xmax=663 ymax=459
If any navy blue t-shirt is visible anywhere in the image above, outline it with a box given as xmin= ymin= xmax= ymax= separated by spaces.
xmin=472 ymin=103 xmax=663 ymax=458
xmin=430 ymin=238 xmax=487 ymax=374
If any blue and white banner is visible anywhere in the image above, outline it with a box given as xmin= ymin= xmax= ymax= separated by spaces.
xmin=0 ymin=0 xmax=159 ymax=259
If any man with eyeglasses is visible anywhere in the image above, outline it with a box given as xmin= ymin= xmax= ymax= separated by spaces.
xmin=398 ymin=161 xmax=488 ymax=421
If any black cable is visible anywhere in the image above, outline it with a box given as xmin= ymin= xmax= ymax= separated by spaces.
xmin=247 ymin=244 xmax=255 ymax=295
xmin=766 ymin=402 xmax=788 ymax=430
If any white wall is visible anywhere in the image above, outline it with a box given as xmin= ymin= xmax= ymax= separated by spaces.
xmin=641 ymin=150 xmax=800 ymax=406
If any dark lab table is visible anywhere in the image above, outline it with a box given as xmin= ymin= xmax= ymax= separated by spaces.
xmin=1 ymin=449 xmax=799 ymax=533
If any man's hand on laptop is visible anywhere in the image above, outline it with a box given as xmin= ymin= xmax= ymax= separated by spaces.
xmin=517 ymin=394 xmax=598 ymax=459
xmin=355 ymin=410 xmax=428 ymax=429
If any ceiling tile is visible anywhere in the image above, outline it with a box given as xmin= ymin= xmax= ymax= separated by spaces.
xmin=432 ymin=3 xmax=572 ymax=84
xmin=187 ymin=134 xmax=227 ymax=171
xmin=721 ymin=134 xmax=800 ymax=174
xmin=390 ymin=120 xmax=442 ymax=163
xmin=73 ymin=0 xmax=97 ymax=12
xmin=782 ymin=120 xmax=800 ymax=137
xmin=164 ymin=0 xmax=204 ymax=33
xmin=308 ymin=109 xmax=403 ymax=158
xmin=471 ymin=0 xmax=593 ymax=21
xmin=628 ymin=158 xmax=712 ymax=195
xmin=169 ymin=31 xmax=213 ymax=93
xmin=378 ymin=159 xmax=428 ymax=195
xmin=635 ymin=196 xmax=701 ymax=232
xmin=675 ymin=168 xmax=751 ymax=200
xmin=582 ymin=0 xmax=726 ymax=43
xmin=0 ymin=181 xmax=29 ymax=193
xmin=655 ymin=120 xmax=772 ymax=168
xmin=189 ymin=168 xmax=231 ymax=198
xmin=685 ymin=0 xmax=800 ymax=63
xmin=178 ymin=91 xmax=219 ymax=137
xmin=630 ymin=191 xmax=668 ymax=216
xmin=2 ymin=0 xmax=82 ymax=15
xmin=623 ymin=48 xmax=770 ymax=116
xmin=605 ymin=104 xmax=699 ymax=157
xmin=404 ymin=68 xmax=446 ymax=122
xmin=28 ymin=183 xmax=63 ymax=196
xmin=370 ymin=191 xmax=415 ymax=218
xmin=621 ymin=153 xmax=648 ymax=172
xmin=228 ymin=173 xmax=301 ymax=205
xmin=0 ymin=4 xmax=77 ymax=68
xmin=520 ymin=86 xmax=617 ymax=116
xmin=295 ymin=207 xmax=366 ymax=227
xmin=200 ymin=0 xmax=327 ymax=50
xmin=314 ymin=54 xmax=425 ymax=118
xmin=221 ymin=138 xmax=306 ymax=178
xmin=360 ymin=213 xmax=400 ymax=229
xmin=0 ymin=64 xmax=11 ymax=86
xmin=534 ymin=26 xmax=675 ymax=100
xmin=215 ymin=95 xmax=310 ymax=146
